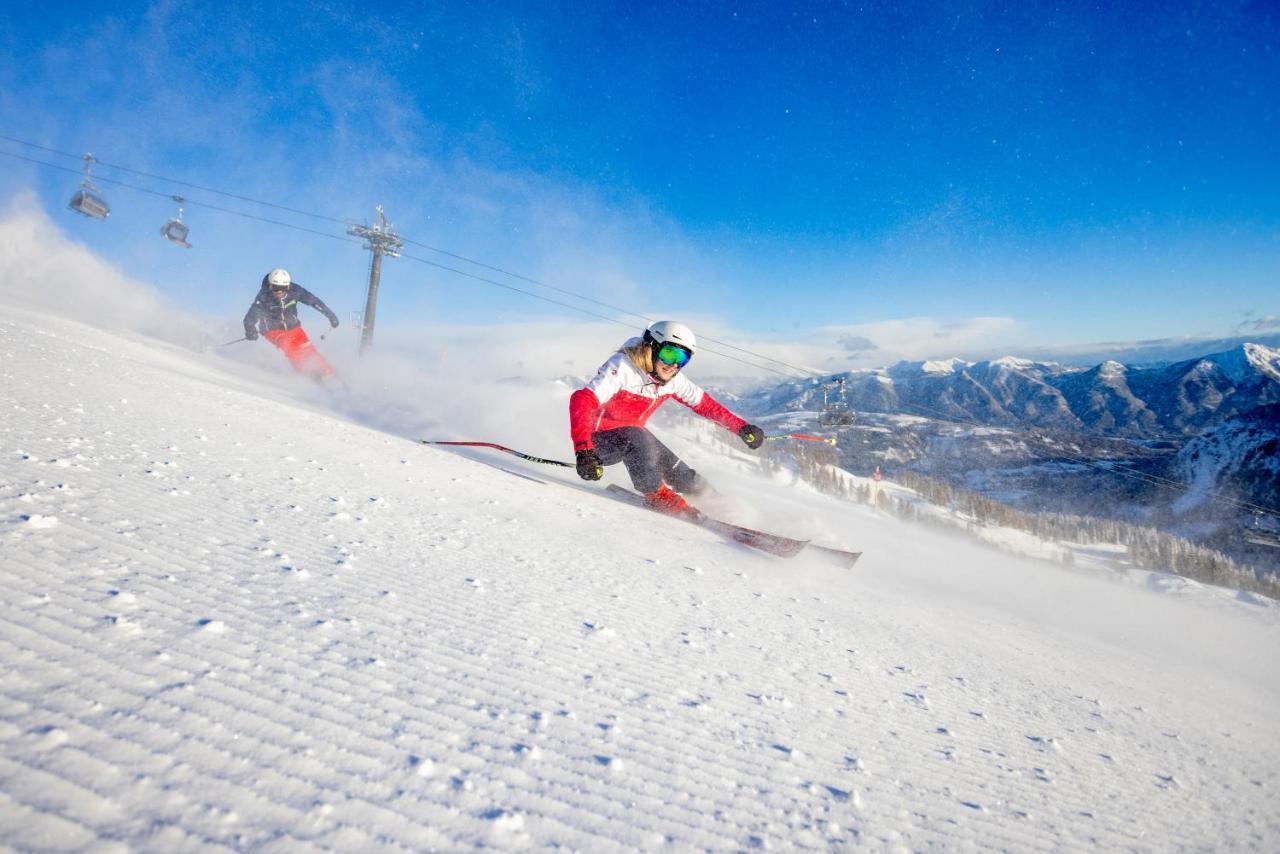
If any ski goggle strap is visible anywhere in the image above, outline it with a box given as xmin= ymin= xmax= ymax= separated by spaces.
xmin=656 ymin=342 xmax=692 ymax=368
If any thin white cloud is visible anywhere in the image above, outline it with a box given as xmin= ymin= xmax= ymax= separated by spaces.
xmin=811 ymin=316 xmax=1024 ymax=368
xmin=420 ymin=313 xmax=1030 ymax=382
xmin=1236 ymin=314 xmax=1280 ymax=334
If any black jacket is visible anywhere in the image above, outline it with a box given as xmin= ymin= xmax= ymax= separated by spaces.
xmin=243 ymin=276 xmax=338 ymax=336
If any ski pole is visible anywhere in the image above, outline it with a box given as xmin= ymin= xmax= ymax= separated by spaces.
xmin=765 ymin=433 xmax=837 ymax=446
xmin=421 ymin=440 xmax=573 ymax=468
xmin=218 ymin=336 xmax=250 ymax=347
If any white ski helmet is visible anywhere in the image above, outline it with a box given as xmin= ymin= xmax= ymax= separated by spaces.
xmin=267 ymin=268 xmax=291 ymax=288
xmin=645 ymin=320 xmax=697 ymax=356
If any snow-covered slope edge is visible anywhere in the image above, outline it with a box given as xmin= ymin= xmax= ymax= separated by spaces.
xmin=3 ymin=305 xmax=1279 ymax=850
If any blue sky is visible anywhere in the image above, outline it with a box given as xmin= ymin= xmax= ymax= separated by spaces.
xmin=1 ymin=1 xmax=1277 ymax=370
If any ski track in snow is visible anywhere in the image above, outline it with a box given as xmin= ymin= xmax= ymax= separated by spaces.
xmin=2 ymin=307 xmax=1279 ymax=851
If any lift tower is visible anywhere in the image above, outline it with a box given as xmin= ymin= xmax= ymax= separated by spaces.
xmin=347 ymin=206 xmax=403 ymax=355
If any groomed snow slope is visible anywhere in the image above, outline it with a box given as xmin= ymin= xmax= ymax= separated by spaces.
xmin=3 ymin=305 xmax=1279 ymax=851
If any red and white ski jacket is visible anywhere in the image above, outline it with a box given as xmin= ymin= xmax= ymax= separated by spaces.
xmin=569 ymin=340 xmax=747 ymax=451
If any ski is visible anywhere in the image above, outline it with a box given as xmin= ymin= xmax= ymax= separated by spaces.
xmin=606 ymin=484 xmax=808 ymax=558
xmin=420 ymin=439 xmax=861 ymax=566
xmin=606 ymin=486 xmax=861 ymax=566
xmin=805 ymin=542 xmax=862 ymax=568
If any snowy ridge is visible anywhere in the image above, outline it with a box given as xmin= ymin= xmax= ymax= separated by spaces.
xmin=1233 ymin=342 xmax=1280 ymax=384
xmin=3 ymin=305 xmax=1280 ymax=850
xmin=740 ymin=343 xmax=1280 ymax=437
xmin=1175 ymin=405 xmax=1280 ymax=515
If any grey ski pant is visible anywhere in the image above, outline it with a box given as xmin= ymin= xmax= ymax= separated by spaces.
xmin=592 ymin=427 xmax=703 ymax=495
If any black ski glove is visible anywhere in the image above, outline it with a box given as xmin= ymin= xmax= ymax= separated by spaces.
xmin=329 ymin=315 xmax=340 ymax=328
xmin=245 ymin=329 xmax=258 ymax=341
xmin=575 ymin=449 xmax=604 ymax=481
xmin=738 ymin=424 xmax=765 ymax=450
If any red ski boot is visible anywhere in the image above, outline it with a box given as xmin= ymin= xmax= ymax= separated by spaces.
xmin=645 ymin=484 xmax=691 ymax=515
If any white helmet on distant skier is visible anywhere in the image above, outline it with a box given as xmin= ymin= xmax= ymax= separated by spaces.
xmin=645 ymin=320 xmax=697 ymax=356
xmin=267 ymin=268 xmax=291 ymax=288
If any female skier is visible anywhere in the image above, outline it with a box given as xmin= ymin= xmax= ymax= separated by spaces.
xmin=242 ymin=268 xmax=339 ymax=378
xmin=569 ymin=320 xmax=765 ymax=513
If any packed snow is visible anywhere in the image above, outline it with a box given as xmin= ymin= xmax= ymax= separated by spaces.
xmin=3 ymin=297 xmax=1280 ymax=850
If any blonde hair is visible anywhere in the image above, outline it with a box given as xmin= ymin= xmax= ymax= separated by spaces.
xmin=621 ymin=340 xmax=655 ymax=374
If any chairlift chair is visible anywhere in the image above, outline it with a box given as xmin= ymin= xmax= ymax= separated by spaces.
xmin=1243 ymin=530 xmax=1280 ymax=549
xmin=818 ymin=405 xmax=856 ymax=428
xmin=161 ymin=195 xmax=192 ymax=248
xmin=68 ymin=154 xmax=110 ymax=220
xmin=817 ymin=377 xmax=857 ymax=428
xmin=1244 ymin=511 xmax=1280 ymax=549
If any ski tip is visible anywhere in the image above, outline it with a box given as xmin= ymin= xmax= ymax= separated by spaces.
xmin=807 ymin=544 xmax=862 ymax=567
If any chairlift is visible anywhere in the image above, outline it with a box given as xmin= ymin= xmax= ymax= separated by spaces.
xmin=1244 ymin=511 xmax=1280 ymax=549
xmin=818 ymin=376 xmax=857 ymax=428
xmin=161 ymin=195 xmax=192 ymax=248
xmin=1243 ymin=531 xmax=1280 ymax=549
xmin=68 ymin=154 xmax=110 ymax=220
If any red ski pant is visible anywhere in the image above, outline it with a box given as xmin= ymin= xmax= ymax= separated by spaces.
xmin=264 ymin=327 xmax=333 ymax=378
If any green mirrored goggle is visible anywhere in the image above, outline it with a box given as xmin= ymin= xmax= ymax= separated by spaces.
xmin=656 ymin=342 xmax=692 ymax=368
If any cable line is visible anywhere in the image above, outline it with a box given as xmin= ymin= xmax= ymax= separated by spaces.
xmin=4 ymin=134 xmax=1275 ymax=522
xmin=0 ymin=133 xmax=349 ymax=226
xmin=397 ymin=250 xmax=802 ymax=378
xmin=1 ymin=135 xmax=817 ymax=379
xmin=401 ymin=234 xmax=816 ymax=379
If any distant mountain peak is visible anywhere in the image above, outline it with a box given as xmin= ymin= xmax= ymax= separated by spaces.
xmin=990 ymin=355 xmax=1036 ymax=370
xmin=1197 ymin=342 xmax=1280 ymax=385
xmin=920 ymin=358 xmax=968 ymax=375
xmin=1242 ymin=342 xmax=1280 ymax=383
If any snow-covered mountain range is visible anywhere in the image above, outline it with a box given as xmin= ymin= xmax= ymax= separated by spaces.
xmin=4 ymin=302 xmax=1279 ymax=849
xmin=733 ymin=344 xmax=1280 ymax=573
xmin=739 ymin=343 xmax=1280 ymax=438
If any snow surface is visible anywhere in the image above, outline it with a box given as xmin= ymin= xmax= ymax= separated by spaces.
xmin=3 ymin=304 xmax=1280 ymax=850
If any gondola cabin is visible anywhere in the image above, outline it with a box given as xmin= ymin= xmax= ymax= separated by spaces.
xmin=160 ymin=195 xmax=191 ymax=247
xmin=162 ymin=218 xmax=191 ymax=248
xmin=69 ymin=186 xmax=110 ymax=220
xmin=68 ymin=154 xmax=110 ymax=220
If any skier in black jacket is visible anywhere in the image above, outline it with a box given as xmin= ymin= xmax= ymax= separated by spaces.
xmin=243 ymin=268 xmax=339 ymax=378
